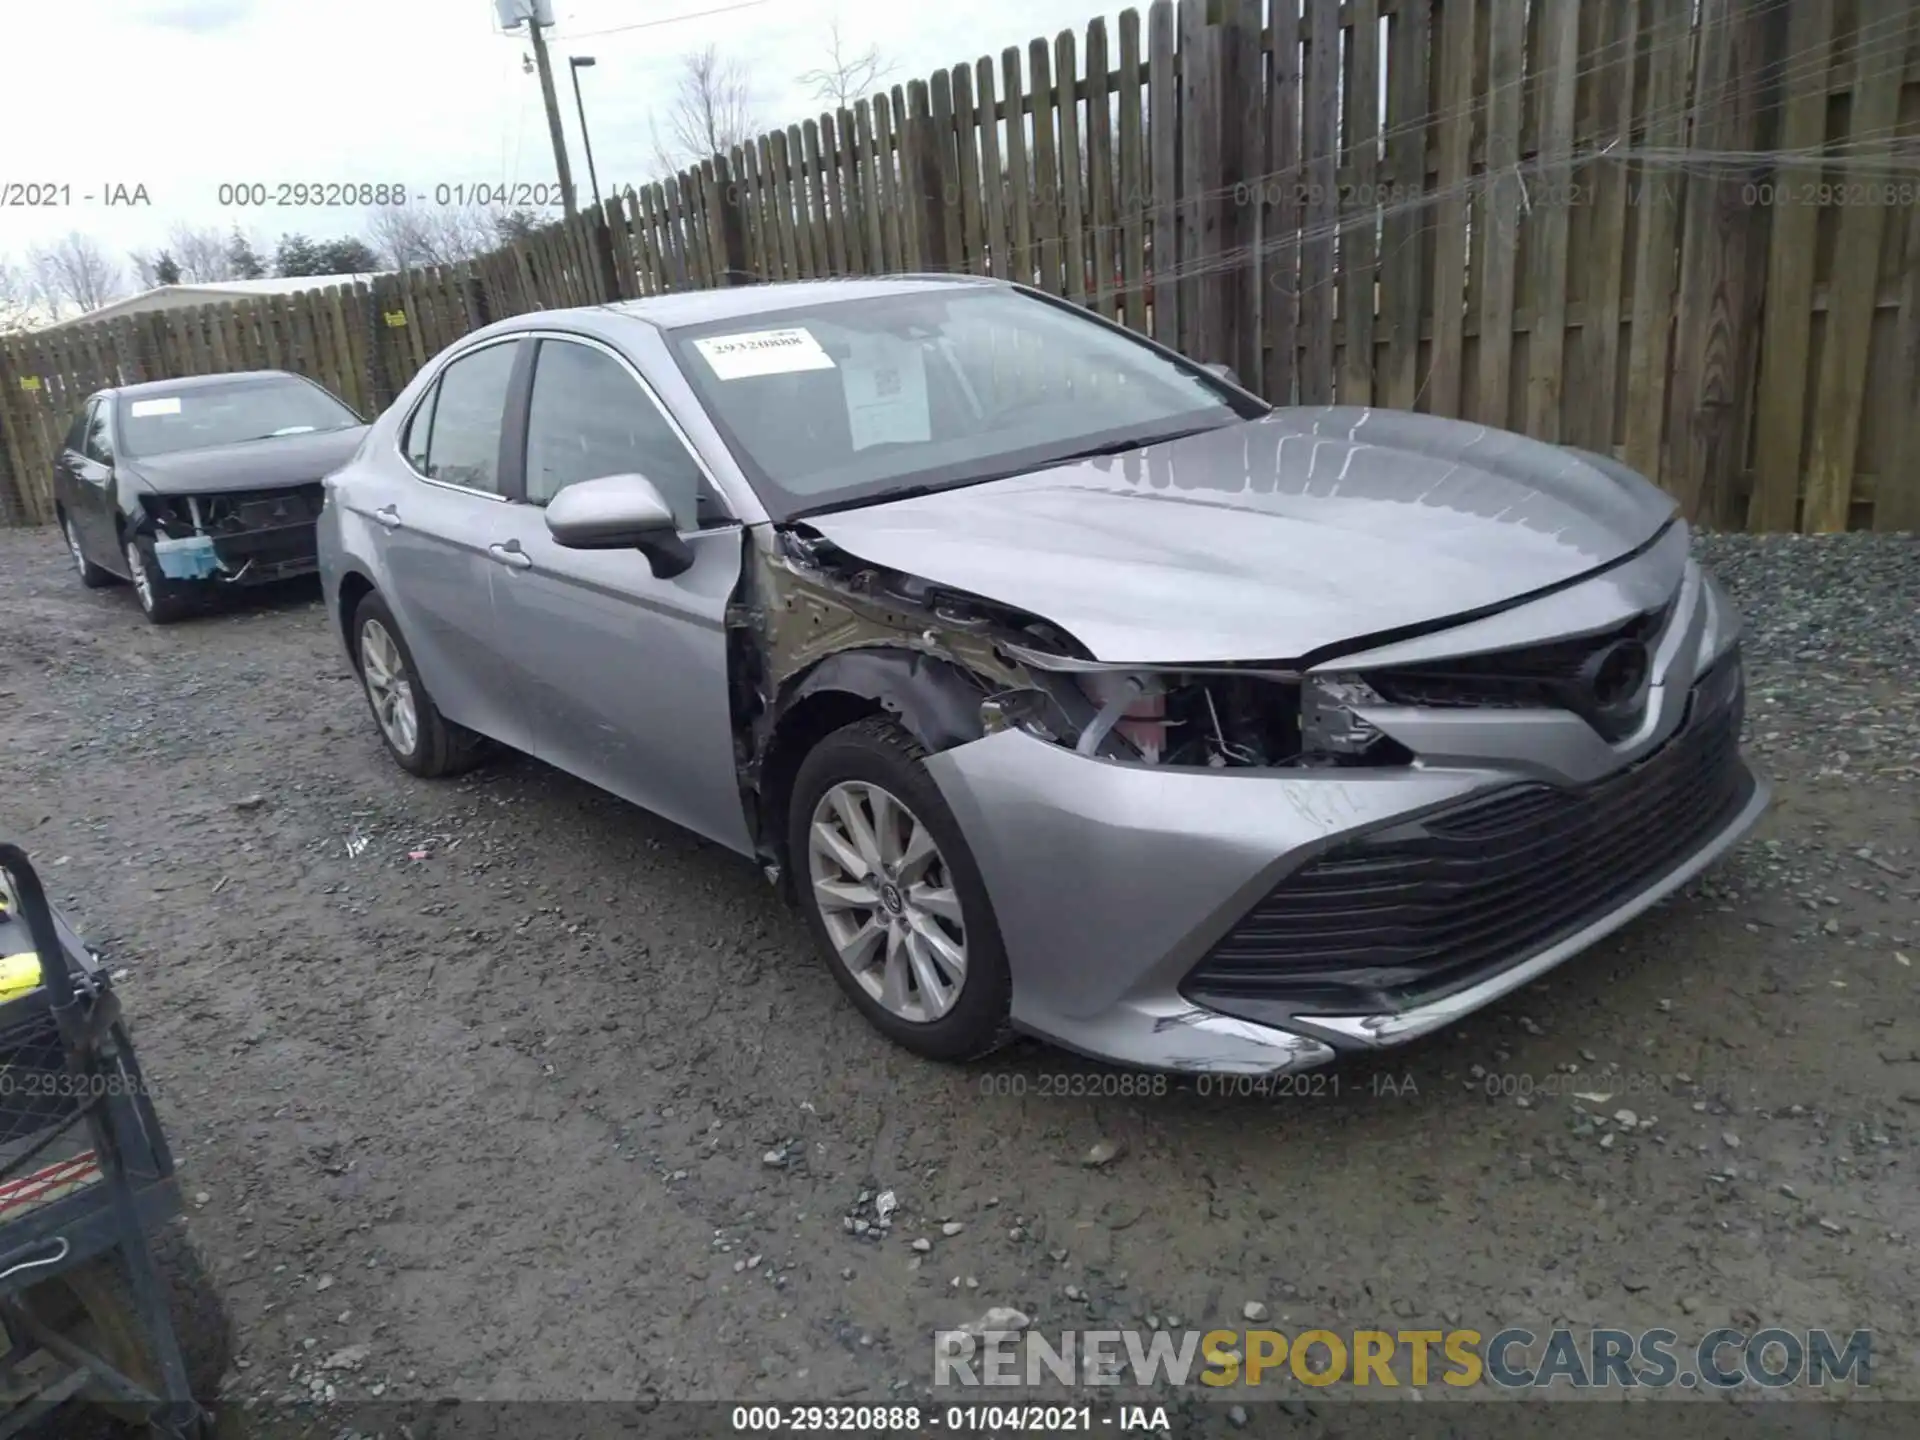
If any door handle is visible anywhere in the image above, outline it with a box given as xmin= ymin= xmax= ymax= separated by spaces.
xmin=374 ymin=505 xmax=402 ymax=530
xmin=488 ymin=541 xmax=532 ymax=570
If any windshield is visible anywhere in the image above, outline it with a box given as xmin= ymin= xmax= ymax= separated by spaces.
xmin=115 ymin=376 xmax=360 ymax=458
xmin=665 ymin=288 xmax=1259 ymax=519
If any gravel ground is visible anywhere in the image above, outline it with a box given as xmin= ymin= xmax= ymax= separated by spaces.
xmin=0 ymin=524 xmax=1914 ymax=1433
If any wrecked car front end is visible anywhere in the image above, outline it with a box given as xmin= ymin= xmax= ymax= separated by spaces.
xmin=741 ymin=515 xmax=1768 ymax=1076
xmin=132 ymin=483 xmax=330 ymax=586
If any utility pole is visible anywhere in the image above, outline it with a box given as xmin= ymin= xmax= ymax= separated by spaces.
xmin=526 ymin=16 xmax=578 ymax=217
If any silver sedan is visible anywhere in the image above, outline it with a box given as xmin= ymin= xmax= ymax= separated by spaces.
xmin=317 ymin=276 xmax=1767 ymax=1074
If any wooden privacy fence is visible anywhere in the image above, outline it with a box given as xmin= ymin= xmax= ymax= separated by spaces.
xmin=4 ymin=0 xmax=1919 ymax=532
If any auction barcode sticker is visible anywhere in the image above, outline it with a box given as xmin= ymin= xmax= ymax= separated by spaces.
xmin=692 ymin=327 xmax=836 ymax=380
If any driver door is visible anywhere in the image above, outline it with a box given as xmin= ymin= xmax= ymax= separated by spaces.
xmin=482 ymin=334 xmax=752 ymax=855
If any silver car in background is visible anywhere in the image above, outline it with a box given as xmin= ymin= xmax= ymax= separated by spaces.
xmin=317 ymin=275 xmax=1767 ymax=1074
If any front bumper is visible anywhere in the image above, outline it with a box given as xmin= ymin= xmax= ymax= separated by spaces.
xmin=143 ymin=485 xmax=324 ymax=585
xmin=925 ymin=604 xmax=1767 ymax=1076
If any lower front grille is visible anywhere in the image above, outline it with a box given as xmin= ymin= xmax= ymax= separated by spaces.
xmin=1183 ymin=655 xmax=1751 ymax=1016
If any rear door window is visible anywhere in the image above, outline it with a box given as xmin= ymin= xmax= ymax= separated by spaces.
xmin=411 ymin=342 xmax=519 ymax=495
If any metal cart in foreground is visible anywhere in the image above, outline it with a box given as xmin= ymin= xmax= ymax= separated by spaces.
xmin=0 ymin=843 xmax=229 ymax=1438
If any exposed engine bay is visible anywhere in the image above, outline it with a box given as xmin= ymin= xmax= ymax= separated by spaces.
xmin=733 ymin=523 xmax=1410 ymax=848
xmin=136 ymin=484 xmax=326 ymax=584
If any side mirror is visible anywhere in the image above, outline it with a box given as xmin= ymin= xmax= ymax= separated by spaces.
xmin=544 ymin=472 xmax=693 ymax=578
xmin=1200 ymin=361 xmax=1241 ymax=388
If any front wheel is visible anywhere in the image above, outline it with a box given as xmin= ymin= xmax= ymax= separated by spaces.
xmin=123 ymin=535 xmax=196 ymax=625
xmin=788 ymin=716 xmax=1012 ymax=1062
xmin=350 ymin=591 xmax=486 ymax=778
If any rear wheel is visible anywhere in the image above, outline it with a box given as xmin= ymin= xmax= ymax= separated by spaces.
xmin=788 ymin=716 xmax=1012 ymax=1062
xmin=123 ymin=535 xmax=195 ymax=625
xmin=60 ymin=514 xmax=114 ymax=589
xmin=351 ymin=591 xmax=486 ymax=778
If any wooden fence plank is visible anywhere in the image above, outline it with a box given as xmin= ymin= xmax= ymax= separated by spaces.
xmin=1056 ymin=29 xmax=1089 ymax=307
xmin=1746 ymin=0 xmax=1836 ymax=529
xmin=1380 ymin=0 xmax=1428 ymax=410
xmin=905 ymin=80 xmax=945 ymax=270
xmin=1298 ymin=0 xmax=1339 ymax=403
xmin=1030 ymin=40 xmax=1064 ymax=294
xmin=1177 ymin=0 xmax=1206 ymax=354
xmin=1001 ymin=51 xmax=1035 ymax=286
xmin=1427 ymin=0 xmax=1475 ymax=416
xmin=1340 ymin=0 xmax=1381 ymax=404
xmin=952 ymin=66 xmax=987 ymax=274
xmin=856 ymin=101 xmax=887 ymax=275
xmin=1803 ymin=0 xmax=1907 ymax=533
xmin=1620 ymin=0 xmax=1691 ymax=483
xmin=1520 ymin=0 xmax=1566 ymax=439
xmin=1148 ymin=0 xmax=1180 ymax=347
xmin=1475 ymin=0 xmax=1524 ymax=427
xmin=930 ymin=69 xmax=966 ymax=274
xmin=1086 ymin=18 xmax=1118 ymax=318
xmin=1263 ymin=0 xmax=1303 ymax=404
xmin=1661 ymin=0 xmax=1776 ymax=524
xmin=800 ymin=122 xmax=832 ymax=275
xmin=1117 ymin=9 xmax=1147 ymax=332
xmin=819 ymin=116 xmax=849 ymax=275
xmin=872 ymin=94 xmax=906 ymax=272
xmin=1883 ymin=199 xmax=1920 ymax=530
xmin=977 ymin=60 xmax=1011 ymax=283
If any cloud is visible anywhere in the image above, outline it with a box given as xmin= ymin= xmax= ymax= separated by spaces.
xmin=134 ymin=0 xmax=255 ymax=34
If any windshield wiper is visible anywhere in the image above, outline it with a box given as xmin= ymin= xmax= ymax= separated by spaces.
xmin=1041 ymin=422 xmax=1229 ymax=464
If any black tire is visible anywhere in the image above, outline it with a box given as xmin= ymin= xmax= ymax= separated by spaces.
xmin=349 ymin=590 xmax=487 ymax=778
xmin=122 ymin=534 xmax=198 ymax=625
xmin=23 ymin=1219 xmax=232 ymax=1419
xmin=59 ymin=512 xmax=115 ymax=589
xmin=787 ymin=715 xmax=1013 ymax=1062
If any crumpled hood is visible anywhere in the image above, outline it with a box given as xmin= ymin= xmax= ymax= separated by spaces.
xmin=124 ymin=425 xmax=369 ymax=495
xmin=800 ymin=407 xmax=1678 ymax=663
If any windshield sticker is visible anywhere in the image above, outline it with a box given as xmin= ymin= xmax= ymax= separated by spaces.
xmin=693 ymin=327 xmax=836 ymax=380
xmin=128 ymin=397 xmax=182 ymax=417
xmin=842 ymin=334 xmax=930 ymax=449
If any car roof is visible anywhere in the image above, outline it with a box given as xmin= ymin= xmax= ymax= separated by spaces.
xmin=593 ymin=274 xmax=1001 ymax=331
xmin=101 ymin=369 xmax=306 ymax=401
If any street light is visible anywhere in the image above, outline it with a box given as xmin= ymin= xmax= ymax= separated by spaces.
xmin=568 ymin=56 xmax=603 ymax=213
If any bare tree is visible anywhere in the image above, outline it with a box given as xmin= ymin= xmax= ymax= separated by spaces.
xmin=29 ymin=232 xmax=124 ymax=315
xmin=366 ymin=207 xmax=500 ymax=270
xmin=797 ymin=19 xmax=894 ymax=112
xmin=158 ymin=224 xmax=237 ymax=284
xmin=0 ymin=254 xmax=42 ymax=332
xmin=651 ymin=44 xmax=761 ymax=176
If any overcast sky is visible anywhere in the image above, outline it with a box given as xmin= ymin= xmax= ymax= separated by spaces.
xmin=1 ymin=0 xmax=1124 ymax=280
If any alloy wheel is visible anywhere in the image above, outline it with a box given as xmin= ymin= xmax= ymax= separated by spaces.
xmin=806 ymin=780 xmax=967 ymax=1023
xmin=124 ymin=540 xmax=154 ymax=612
xmin=359 ymin=618 xmax=419 ymax=756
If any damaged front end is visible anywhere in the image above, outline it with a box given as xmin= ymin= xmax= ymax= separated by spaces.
xmin=134 ymin=484 xmax=327 ymax=585
xmin=733 ymin=523 xmax=1404 ymax=881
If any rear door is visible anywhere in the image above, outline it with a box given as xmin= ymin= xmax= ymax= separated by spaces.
xmin=481 ymin=334 xmax=752 ymax=853
xmin=63 ymin=400 xmax=118 ymax=561
xmin=351 ymin=337 xmax=531 ymax=751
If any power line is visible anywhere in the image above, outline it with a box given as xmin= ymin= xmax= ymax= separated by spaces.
xmin=560 ymin=0 xmax=771 ymax=42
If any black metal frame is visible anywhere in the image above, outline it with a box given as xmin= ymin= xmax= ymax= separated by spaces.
xmin=0 ymin=844 xmax=206 ymax=1439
